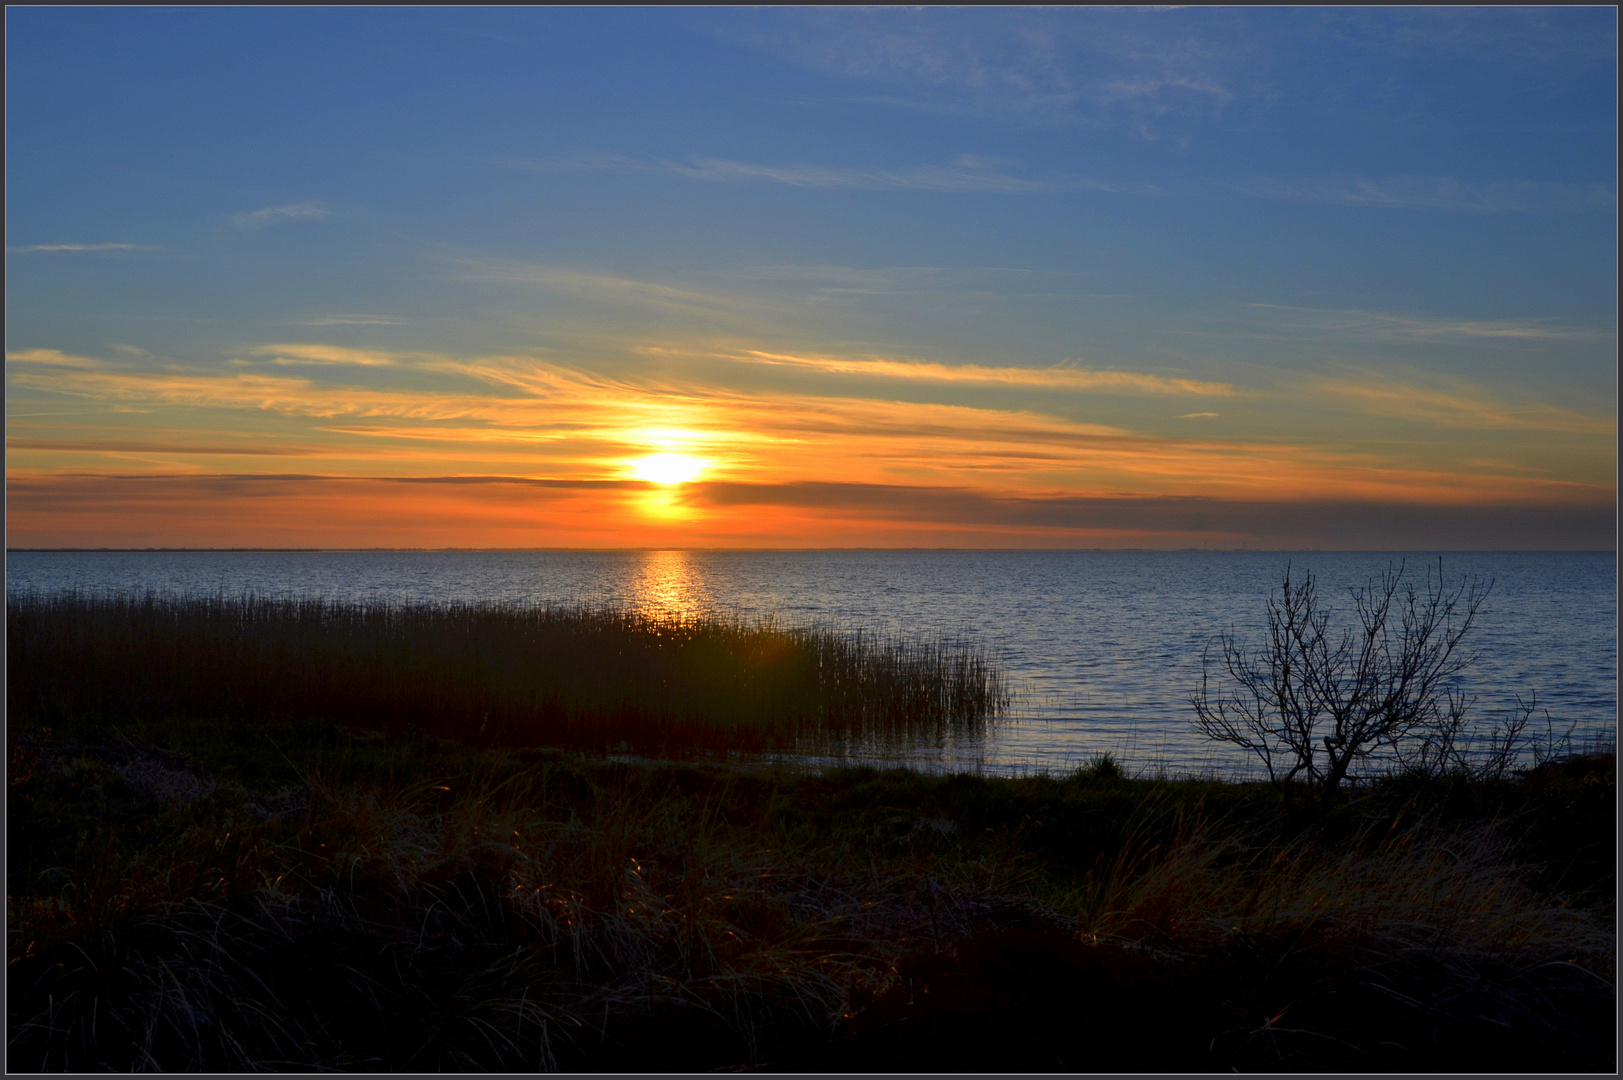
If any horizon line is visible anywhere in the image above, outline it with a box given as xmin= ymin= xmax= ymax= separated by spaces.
xmin=7 ymin=547 xmax=1617 ymax=555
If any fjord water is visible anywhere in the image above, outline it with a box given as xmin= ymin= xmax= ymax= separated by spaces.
xmin=7 ymin=550 xmax=1615 ymax=776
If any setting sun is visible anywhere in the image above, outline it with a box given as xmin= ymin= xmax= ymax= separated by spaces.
xmin=630 ymin=452 xmax=708 ymax=485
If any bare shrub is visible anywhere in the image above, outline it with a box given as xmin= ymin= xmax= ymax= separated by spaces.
xmin=1191 ymin=560 xmax=1495 ymax=802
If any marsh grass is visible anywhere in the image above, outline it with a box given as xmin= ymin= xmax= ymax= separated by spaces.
xmin=6 ymin=592 xmax=1007 ymax=755
xmin=7 ymin=706 xmax=1613 ymax=1071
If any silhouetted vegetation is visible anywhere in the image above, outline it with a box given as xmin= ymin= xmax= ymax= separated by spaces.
xmin=8 ymin=710 xmax=1613 ymax=1071
xmin=6 ymin=592 xmax=1006 ymax=755
xmin=1190 ymin=560 xmax=1539 ymax=804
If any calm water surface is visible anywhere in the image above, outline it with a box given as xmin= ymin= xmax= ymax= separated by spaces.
xmin=7 ymin=550 xmax=1616 ymax=777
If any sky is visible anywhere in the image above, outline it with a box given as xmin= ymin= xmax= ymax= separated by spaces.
xmin=5 ymin=7 xmax=1617 ymax=549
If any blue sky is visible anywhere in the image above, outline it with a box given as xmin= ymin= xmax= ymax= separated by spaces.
xmin=6 ymin=8 xmax=1617 ymax=548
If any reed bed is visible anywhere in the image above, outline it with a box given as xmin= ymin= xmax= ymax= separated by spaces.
xmin=6 ymin=592 xmax=1007 ymax=755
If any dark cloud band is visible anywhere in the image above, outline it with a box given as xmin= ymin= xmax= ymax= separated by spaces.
xmin=6 ymin=473 xmax=1613 ymax=550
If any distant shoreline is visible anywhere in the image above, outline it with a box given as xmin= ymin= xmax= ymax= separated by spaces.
xmin=7 ymin=546 xmax=1616 ymax=554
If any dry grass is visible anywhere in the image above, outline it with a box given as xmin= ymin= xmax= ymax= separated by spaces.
xmin=8 ymin=720 xmax=1613 ymax=1070
xmin=1086 ymin=817 xmax=1606 ymax=953
xmin=1069 ymin=810 xmax=1614 ymax=1069
xmin=6 ymin=735 xmax=1049 ymax=1071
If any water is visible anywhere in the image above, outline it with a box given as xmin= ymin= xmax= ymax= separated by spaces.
xmin=6 ymin=550 xmax=1616 ymax=777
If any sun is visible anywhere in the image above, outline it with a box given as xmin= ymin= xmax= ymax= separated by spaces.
xmin=630 ymin=452 xmax=707 ymax=485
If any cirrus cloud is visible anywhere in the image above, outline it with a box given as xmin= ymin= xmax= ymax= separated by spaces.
xmin=231 ymin=201 xmax=332 ymax=231
xmin=7 ymin=242 xmax=153 ymax=253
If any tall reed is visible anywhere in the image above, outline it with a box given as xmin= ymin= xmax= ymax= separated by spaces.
xmin=6 ymin=592 xmax=1008 ymax=754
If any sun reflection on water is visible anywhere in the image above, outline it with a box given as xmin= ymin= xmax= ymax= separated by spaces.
xmin=628 ymin=549 xmax=712 ymax=620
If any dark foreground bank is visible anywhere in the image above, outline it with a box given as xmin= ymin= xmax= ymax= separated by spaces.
xmin=7 ymin=707 xmax=1614 ymax=1072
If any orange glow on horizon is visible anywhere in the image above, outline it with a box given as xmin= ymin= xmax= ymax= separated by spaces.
xmin=3 ymin=469 xmax=1614 ymax=551
xmin=4 ymin=341 xmax=1615 ymax=550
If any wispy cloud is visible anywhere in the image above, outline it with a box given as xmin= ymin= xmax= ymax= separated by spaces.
xmin=721 ymin=263 xmax=1131 ymax=302
xmin=733 ymin=348 xmax=1235 ymax=396
xmin=669 ymin=162 xmax=1608 ymax=212
xmin=1306 ymin=373 xmax=1617 ymax=435
xmin=6 ymin=438 xmax=317 ymax=457
xmin=1226 ymin=174 xmax=1616 ymax=215
xmin=7 ymin=242 xmax=153 ymax=253
xmin=444 ymin=256 xmax=1126 ymax=358
xmin=6 ymin=348 xmax=113 ymax=370
xmin=712 ymin=8 xmax=1613 ymax=138
xmin=294 ymin=314 xmax=407 ymax=327
xmin=501 ymin=151 xmax=1070 ymax=194
xmin=8 ymin=365 xmax=473 ymax=423
xmin=1244 ymin=304 xmax=1613 ymax=344
xmin=444 ymin=258 xmax=760 ymax=322
xmin=232 ymin=201 xmax=332 ymax=231
xmin=247 ymin=344 xmax=400 ymax=367
xmin=451 ymin=26 xmax=530 ymax=48
xmin=1317 ymin=8 xmax=1617 ymax=68
xmin=492 ymin=151 xmax=644 ymax=173
xmin=499 ymin=151 xmax=1604 ymax=216
xmin=668 ymin=156 xmax=1060 ymax=193
xmin=711 ymin=8 xmax=1242 ymax=130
